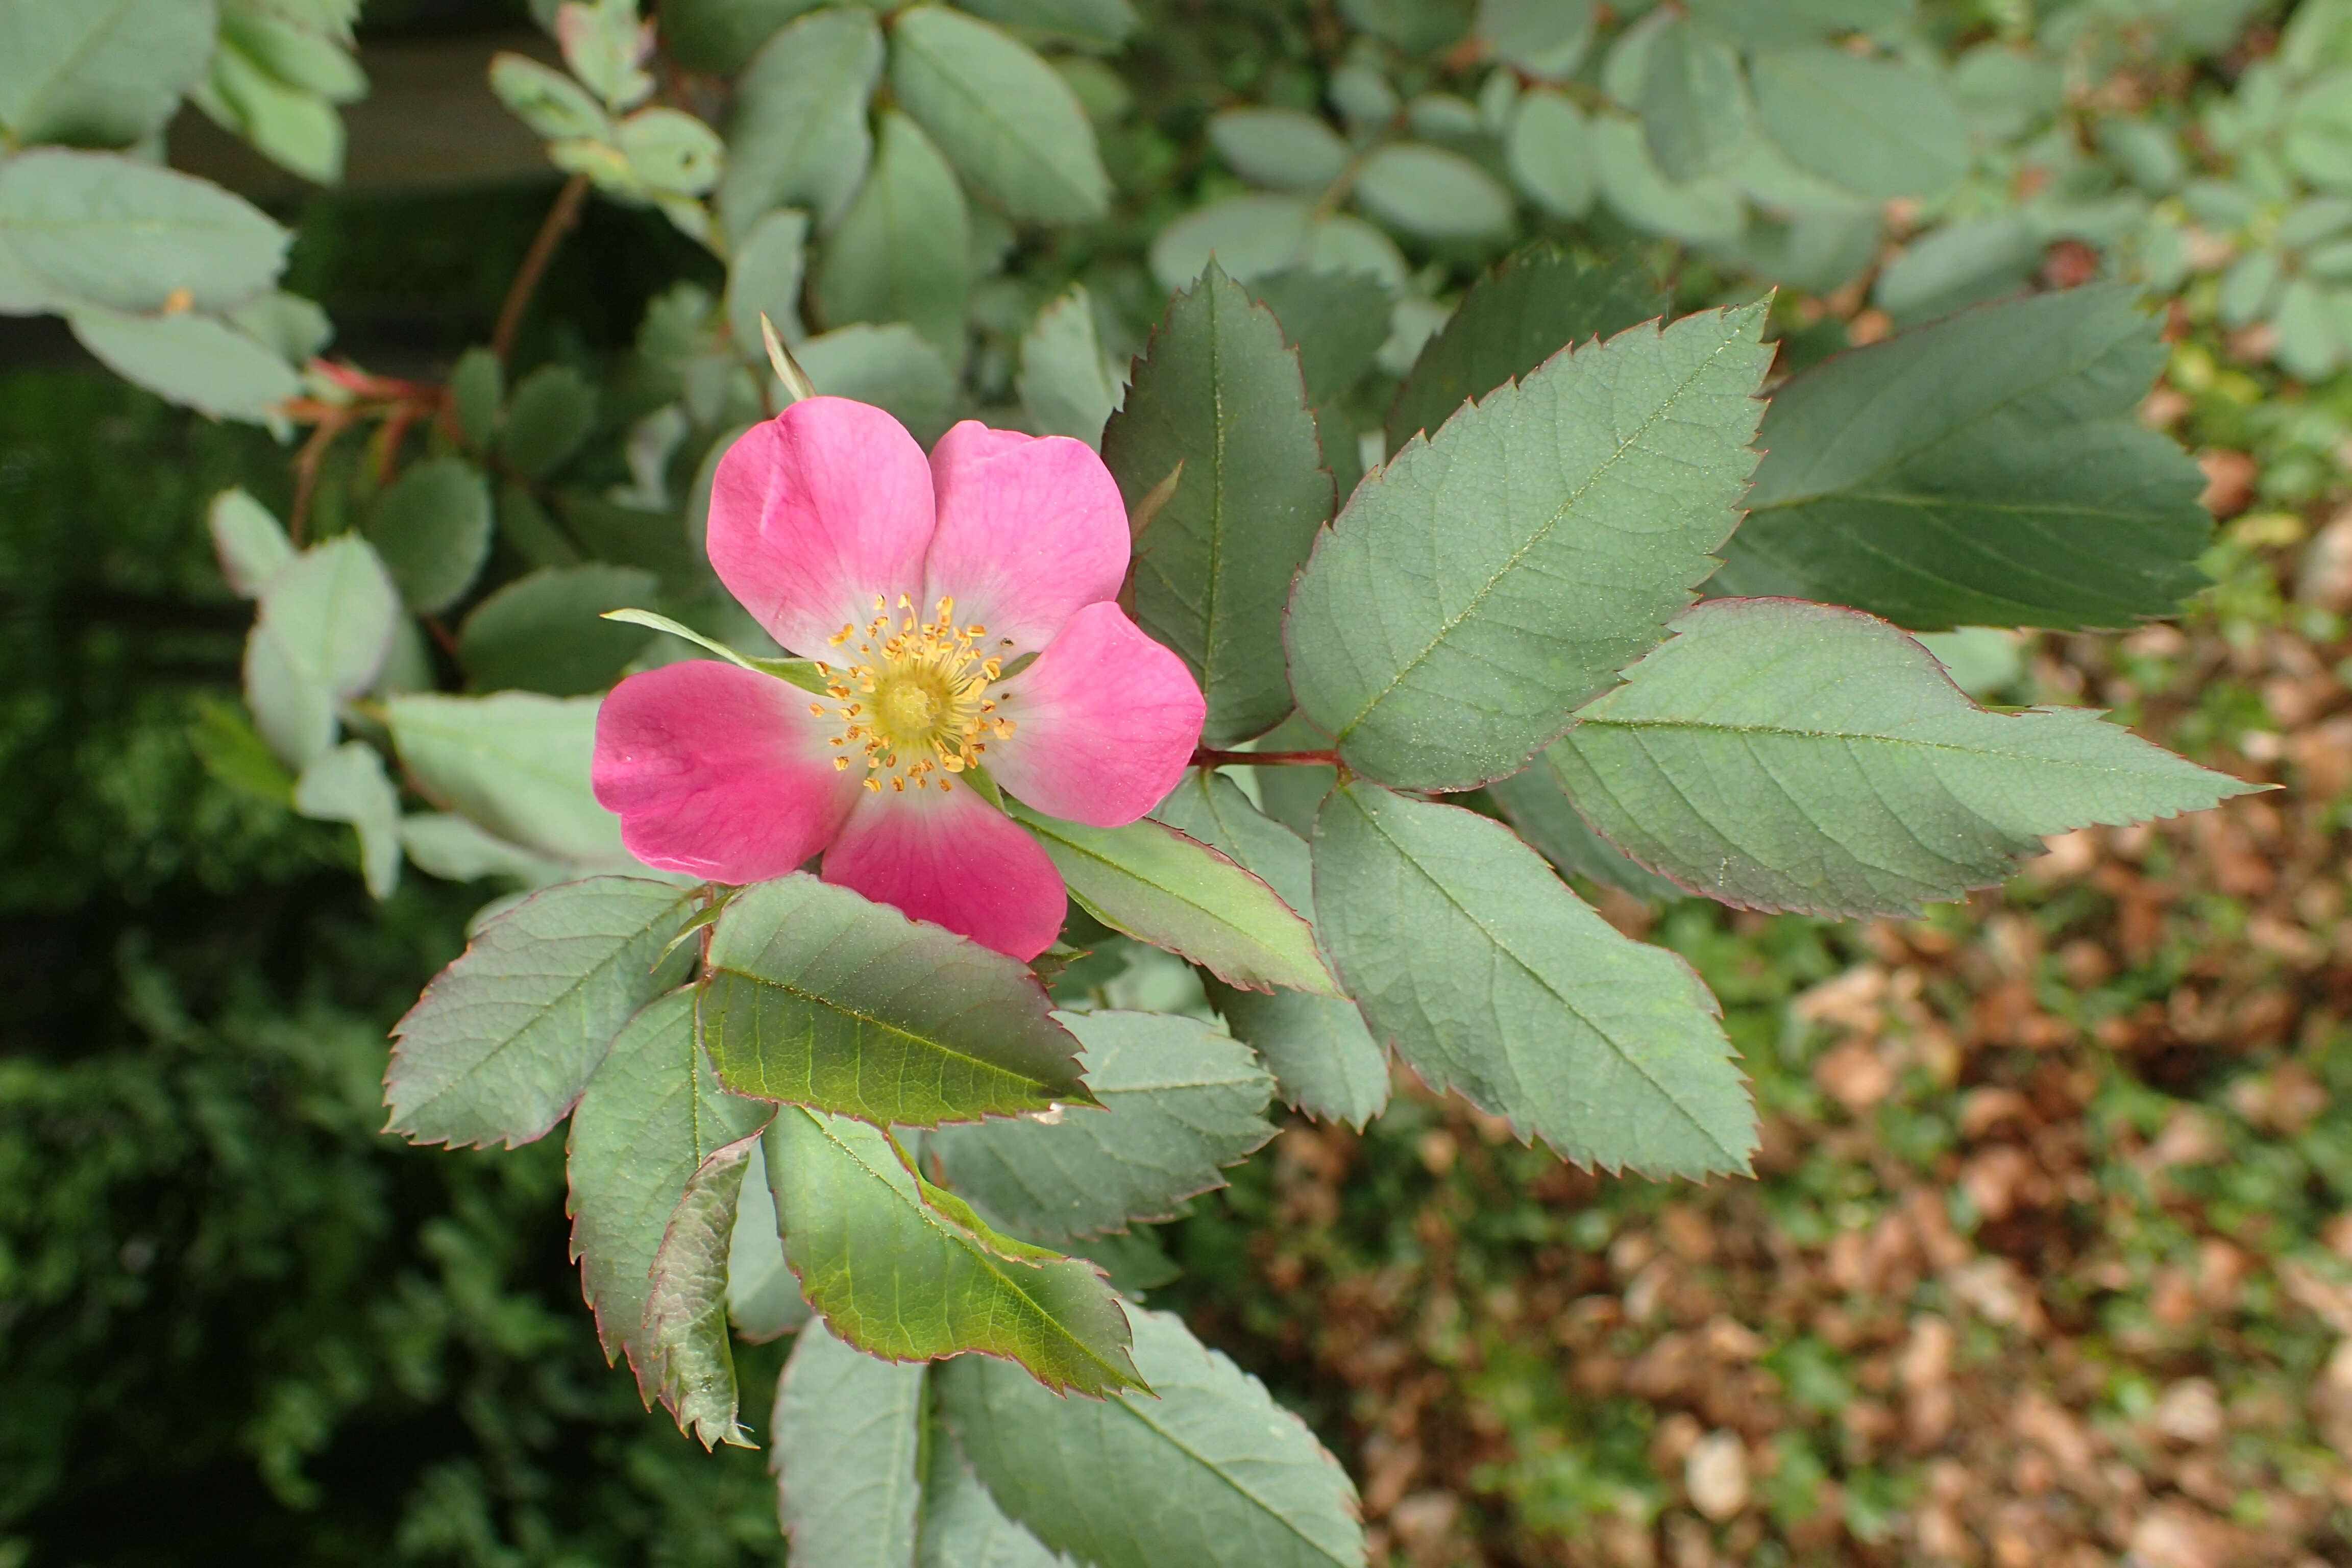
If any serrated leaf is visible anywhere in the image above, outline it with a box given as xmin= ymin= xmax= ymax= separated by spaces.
xmin=772 ymin=1319 xmax=925 ymax=1568
xmin=817 ymin=110 xmax=969 ymax=356
xmin=458 ymin=564 xmax=658 ymax=696
xmin=1387 ymin=246 xmax=1663 ymax=453
xmin=388 ymin=691 xmax=631 ymax=866
xmin=1750 ymin=46 xmax=1968 ymax=201
xmin=769 ymin=1107 xmax=1143 ymax=1394
xmin=1018 ymin=284 xmax=1120 ymax=447
xmin=725 ymin=1134 xmax=808 ymax=1341
xmin=1314 ymin=781 xmax=1754 ymax=1177
xmin=889 ymin=6 xmax=1109 ymax=225
xmin=1244 ymin=268 xmax=1391 ymax=408
xmin=701 ymin=874 xmax=1092 ymax=1126
xmin=920 ymin=1423 xmax=1075 ymax=1568
xmin=716 ymin=7 xmax=880 ymax=241
xmin=937 ymin=1307 xmax=1365 ymax=1568
xmin=1550 ymin=598 xmax=2261 ymax=917
xmin=1100 ymin=264 xmax=1333 ymax=745
xmin=1289 ymin=302 xmax=1770 ymax=792
xmin=366 ymin=456 xmax=493 ymax=614
xmin=643 ymin=1131 xmax=763 ymax=1448
xmin=1506 ymin=88 xmax=1596 ymax=219
xmin=1353 ymin=143 xmax=1514 ymax=240
xmin=68 ymin=307 xmax=300 ymax=424
xmin=1209 ymin=108 xmax=1352 ymax=192
xmin=387 ymin=876 xmax=696 ymax=1147
xmin=569 ymin=990 xmax=768 ymax=1390
xmin=933 ymin=1010 xmax=1274 ymax=1241
xmin=502 ymin=363 xmax=597 ymax=479
xmin=795 ymin=323 xmax=958 ymax=447
xmin=0 ymin=150 xmax=287 ymax=313
xmin=1484 ymin=749 xmax=1681 ymax=902
xmin=1006 ymin=802 xmax=1339 ymax=997
xmin=292 ymin=740 xmax=402 ymax=897
xmin=1639 ymin=16 xmax=1749 ymax=182
xmin=0 ymin=0 xmax=217 ymax=149
xmin=1711 ymin=285 xmax=2212 ymax=630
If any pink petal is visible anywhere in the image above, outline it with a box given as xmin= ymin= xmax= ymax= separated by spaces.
xmin=921 ymin=420 xmax=1131 ymax=654
xmin=708 ymin=397 xmax=935 ymax=657
xmin=593 ymin=660 xmax=859 ymax=883
xmin=988 ymin=601 xmax=1206 ymax=828
xmin=821 ymin=783 xmax=1068 ymax=961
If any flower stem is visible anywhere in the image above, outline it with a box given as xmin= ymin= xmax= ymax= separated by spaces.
xmin=1191 ymin=747 xmax=1339 ymax=768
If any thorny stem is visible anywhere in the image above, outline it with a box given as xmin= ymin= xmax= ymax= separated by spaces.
xmin=492 ymin=174 xmax=591 ymax=365
xmin=1191 ymin=747 xmax=1340 ymax=768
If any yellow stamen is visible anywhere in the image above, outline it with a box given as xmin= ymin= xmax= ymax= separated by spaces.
xmin=819 ymin=593 xmax=1018 ymax=796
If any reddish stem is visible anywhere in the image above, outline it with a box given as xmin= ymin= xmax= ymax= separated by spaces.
xmin=1191 ymin=748 xmax=1339 ymax=768
xmin=493 ymin=175 xmax=591 ymax=364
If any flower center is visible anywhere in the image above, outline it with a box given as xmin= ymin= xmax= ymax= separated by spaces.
xmin=811 ymin=594 xmax=1016 ymax=794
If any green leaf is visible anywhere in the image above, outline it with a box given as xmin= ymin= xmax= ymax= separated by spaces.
xmin=1006 ymin=802 xmax=1340 ymax=998
xmin=1151 ymin=771 xmax=1389 ymax=1125
xmin=889 ymin=6 xmax=1109 ymax=225
xmin=208 ymin=485 xmax=293 ymax=597
xmin=400 ymin=813 xmax=568 ymax=887
xmin=458 ymin=565 xmax=658 ymax=696
xmin=795 ymin=323 xmax=957 ymax=447
xmin=1289 ymin=301 xmax=1770 ymax=792
xmin=1484 ymin=749 xmax=1681 ymax=902
xmin=1208 ymin=108 xmax=1353 ymax=192
xmin=1353 ymin=143 xmax=1514 ymax=240
xmin=489 ymin=51 xmax=611 ymax=142
xmin=292 ymin=740 xmax=403 ymax=898
xmin=659 ymin=0 xmax=825 ymax=76
xmin=1550 ymin=598 xmax=2261 ymax=918
xmin=365 ymin=456 xmax=493 ymax=614
xmin=919 ymin=1424 xmax=1075 ymax=1568
xmin=189 ymin=696 xmax=296 ymax=805
xmin=1244 ymin=267 xmax=1392 ymax=408
xmin=724 ymin=1134 xmax=808 ymax=1340
xmin=1314 ymin=781 xmax=1755 ymax=1176
xmin=0 ymin=150 xmax=288 ymax=313
xmin=619 ymin=106 xmax=723 ymax=197
xmin=642 ymin=1130 xmax=764 ymax=1448
xmin=67 ymin=307 xmax=299 ymax=424
xmin=714 ymin=8 xmax=880 ymax=241
xmin=768 ymin=1107 xmax=1144 ymax=1394
xmin=700 ymin=873 xmax=1092 ymax=1126
xmin=243 ymin=533 xmax=399 ymax=769
xmin=1588 ymin=114 xmax=1744 ymax=247
xmin=1506 ymin=88 xmax=1596 ymax=219
xmin=938 ymin=1307 xmax=1365 ymax=1568
xmin=555 ymin=491 xmax=705 ymax=586
xmin=1148 ymin=193 xmax=1409 ymax=292
xmin=387 ymin=692 xmax=632 ymax=866
xmin=725 ymin=206 xmax=808 ymax=359
xmin=0 ymin=0 xmax=216 ymax=148
xmin=1749 ymin=46 xmax=1968 ymax=201
xmin=227 ymin=287 xmax=331 ymax=362
xmin=817 ymin=110 xmax=970 ymax=356
xmin=386 ymin=876 xmax=696 ymax=1147
xmin=933 ymin=1009 xmax=1275 ymax=1241
xmin=1682 ymin=0 xmax=1908 ymax=47
xmin=568 ymin=990 xmax=769 ymax=1393
xmin=450 ymin=346 xmax=503 ymax=449
xmin=954 ymin=0 xmax=1138 ymax=48
xmin=501 ymin=363 xmax=598 ymax=480
xmin=1100 ymin=263 xmax=1333 ymax=745
xmin=1386 ymin=246 xmax=1663 ymax=453
xmin=1479 ymin=0 xmax=1594 ymax=80
xmin=1711 ymin=285 xmax=2212 ymax=631
xmin=772 ymin=1319 xmax=925 ymax=1567
xmin=1639 ymin=17 xmax=1749 ymax=182
xmin=1019 ymin=284 xmax=1120 ymax=447
xmin=198 ymin=29 xmax=345 ymax=184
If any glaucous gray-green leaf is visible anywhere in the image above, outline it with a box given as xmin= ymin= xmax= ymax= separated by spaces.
xmin=1147 ymin=194 xmax=1410 ymax=292
xmin=1314 ymin=782 xmax=1754 ymax=1177
xmin=889 ymin=7 xmax=1109 ymax=225
xmin=1711 ymin=285 xmax=2211 ymax=630
xmin=1153 ymin=772 xmax=1390 ymax=1125
xmin=1353 ymin=143 xmax=1514 ymax=240
xmin=1478 ymin=0 xmax=1594 ymax=79
xmin=1682 ymin=0 xmax=1908 ymax=46
xmin=726 ymin=206 xmax=807 ymax=360
xmin=618 ymin=106 xmax=724 ymax=196
xmin=933 ymin=1010 xmax=1275 ymax=1241
xmin=388 ymin=692 xmax=631 ymax=866
xmin=768 ymin=1107 xmax=1143 ymax=1394
xmin=488 ymin=51 xmax=610 ymax=142
xmin=0 ymin=0 xmax=217 ymax=149
xmin=1290 ymin=301 xmax=1770 ymax=792
xmin=568 ymin=990 xmax=769 ymax=1388
xmin=1588 ymin=114 xmax=1744 ymax=247
xmin=955 ymin=0 xmax=1137 ymax=48
xmin=0 ymin=150 xmax=287 ymax=312
xmin=1551 ymin=598 xmax=2261 ymax=917
xmin=457 ymin=564 xmax=658 ymax=696
xmin=1018 ymin=285 xmax=1120 ymax=447
xmin=197 ymin=18 xmax=347 ymax=184
xmin=772 ymin=1319 xmax=925 ymax=1568
xmin=725 ymin=1134 xmax=807 ymax=1341
xmin=796 ymin=323 xmax=957 ymax=447
xmin=501 ymin=363 xmax=597 ymax=480
xmin=243 ymin=532 xmax=399 ymax=768
xmin=938 ymin=1307 xmax=1364 ymax=1568
xmin=387 ymin=876 xmax=696 ymax=1147
xmin=920 ymin=1424 xmax=1075 ymax=1568
xmin=1639 ymin=16 xmax=1749 ymax=182
xmin=1387 ymin=246 xmax=1662 ymax=452
xmin=227 ymin=287 xmax=331 ymax=362
xmin=658 ymin=0 xmax=824 ymax=75
xmin=365 ymin=456 xmax=494 ymax=614
xmin=817 ymin=110 xmax=969 ymax=357
xmin=1749 ymin=46 xmax=1968 ymax=201
xmin=555 ymin=491 xmax=705 ymax=587
xmin=400 ymin=813 xmax=568 ymax=887
xmin=1484 ymin=750 xmax=1681 ymax=902
xmin=67 ymin=307 xmax=300 ymax=424
xmin=292 ymin=740 xmax=402 ymax=898
xmin=1209 ymin=108 xmax=1353 ymax=192
xmin=1100 ymin=263 xmax=1332 ymax=745
xmin=1506 ymin=88 xmax=1595 ymax=219
xmin=642 ymin=1131 xmax=763 ymax=1448
xmin=716 ymin=8 xmax=880 ymax=242
xmin=1243 ymin=268 xmax=1391 ymax=408
xmin=1006 ymin=803 xmax=1338 ymax=998
xmin=208 ymin=485 xmax=293 ymax=597
xmin=450 ymin=346 xmax=503 ymax=449
xmin=701 ymin=874 xmax=1091 ymax=1126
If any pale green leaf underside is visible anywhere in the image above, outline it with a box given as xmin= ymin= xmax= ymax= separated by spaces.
xmin=1551 ymin=598 xmax=2262 ymax=918
xmin=1287 ymin=303 xmax=1771 ymax=791
xmin=932 ymin=1009 xmax=1276 ymax=1241
xmin=387 ymin=692 xmax=632 ymax=867
xmin=387 ymin=876 xmax=694 ymax=1148
xmin=938 ymin=1308 xmax=1366 ymax=1568
xmin=768 ymin=1108 xmax=1143 ymax=1395
xmin=1484 ymin=749 xmax=1684 ymax=902
xmin=701 ymin=874 xmax=1089 ymax=1126
xmin=1312 ymin=783 xmax=1754 ymax=1178
xmin=920 ymin=1424 xmax=1076 ymax=1568
xmin=773 ymin=1318 xmax=925 ymax=1568
xmin=642 ymin=1131 xmax=764 ymax=1448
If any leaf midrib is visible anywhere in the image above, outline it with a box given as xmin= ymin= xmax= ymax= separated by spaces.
xmin=899 ymin=13 xmax=1087 ymax=210
xmin=1108 ymin=1373 xmax=1357 ymax=1567
xmin=710 ymin=964 xmax=1057 ymax=1107
xmin=1576 ymin=713 xmax=2176 ymax=776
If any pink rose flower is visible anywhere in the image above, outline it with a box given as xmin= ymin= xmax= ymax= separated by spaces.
xmin=592 ymin=397 xmax=1207 ymax=962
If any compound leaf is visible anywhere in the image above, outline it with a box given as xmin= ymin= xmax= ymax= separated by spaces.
xmin=773 ymin=1319 xmax=926 ymax=1568
xmin=716 ymin=7 xmax=880 ymax=241
xmin=0 ymin=149 xmax=286 ymax=313
xmin=889 ymin=6 xmax=1108 ymax=225
xmin=642 ymin=1129 xmax=765 ymax=1448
